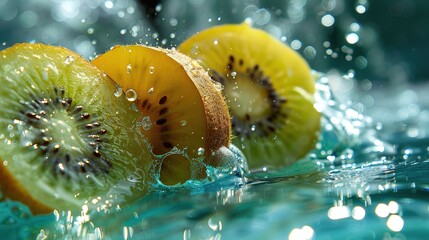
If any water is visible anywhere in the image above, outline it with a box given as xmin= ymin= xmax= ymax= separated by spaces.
xmin=2 ymin=0 xmax=429 ymax=239
xmin=1 ymin=73 xmax=428 ymax=239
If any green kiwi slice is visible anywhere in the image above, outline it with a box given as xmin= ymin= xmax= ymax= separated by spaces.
xmin=0 ymin=43 xmax=152 ymax=214
xmin=179 ymin=24 xmax=321 ymax=169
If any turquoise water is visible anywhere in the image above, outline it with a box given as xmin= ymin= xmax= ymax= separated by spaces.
xmin=2 ymin=73 xmax=429 ymax=239
xmin=2 ymin=0 xmax=429 ymax=239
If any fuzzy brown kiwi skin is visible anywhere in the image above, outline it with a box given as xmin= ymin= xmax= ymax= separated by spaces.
xmin=162 ymin=48 xmax=231 ymax=164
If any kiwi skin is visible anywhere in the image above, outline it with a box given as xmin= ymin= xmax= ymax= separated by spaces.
xmin=164 ymin=48 xmax=231 ymax=156
xmin=163 ymin=48 xmax=232 ymax=180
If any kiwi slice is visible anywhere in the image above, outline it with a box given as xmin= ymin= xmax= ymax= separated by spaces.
xmin=92 ymin=45 xmax=230 ymax=185
xmin=179 ymin=24 xmax=321 ymax=169
xmin=0 ymin=43 xmax=152 ymax=214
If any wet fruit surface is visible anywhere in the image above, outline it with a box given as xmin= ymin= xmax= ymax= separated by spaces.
xmin=0 ymin=43 xmax=151 ymax=214
xmin=179 ymin=24 xmax=321 ymax=169
xmin=92 ymin=45 xmax=230 ymax=185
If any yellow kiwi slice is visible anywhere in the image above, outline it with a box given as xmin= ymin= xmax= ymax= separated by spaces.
xmin=92 ymin=45 xmax=230 ymax=185
xmin=179 ymin=23 xmax=321 ymax=169
xmin=0 ymin=43 xmax=152 ymax=215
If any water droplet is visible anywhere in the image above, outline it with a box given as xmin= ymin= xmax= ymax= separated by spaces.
xmin=291 ymin=40 xmax=302 ymax=50
xmin=190 ymin=70 xmax=198 ymax=77
xmin=114 ymin=85 xmax=123 ymax=97
xmin=149 ymin=66 xmax=155 ymax=74
xmin=180 ymin=120 xmax=187 ymax=126
xmin=147 ymin=87 xmax=154 ymax=95
xmin=126 ymin=64 xmax=132 ymax=74
xmin=125 ymin=89 xmax=137 ymax=102
xmin=42 ymin=70 xmax=48 ymax=81
xmin=191 ymin=60 xmax=200 ymax=69
xmin=213 ymin=82 xmax=224 ymax=91
xmin=356 ymin=5 xmax=366 ymax=14
xmin=346 ymin=33 xmax=359 ymax=44
xmin=104 ymin=0 xmax=113 ymax=9
xmin=141 ymin=116 xmax=152 ymax=130
xmin=120 ymin=29 xmax=127 ymax=35
xmin=169 ymin=18 xmax=178 ymax=27
xmin=197 ymin=147 xmax=205 ymax=156
xmin=87 ymin=28 xmax=94 ymax=34
xmin=321 ymin=14 xmax=335 ymax=27
xmin=64 ymin=56 xmax=74 ymax=65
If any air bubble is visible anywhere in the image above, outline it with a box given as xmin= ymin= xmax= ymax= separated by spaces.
xmin=64 ymin=56 xmax=74 ymax=65
xmin=126 ymin=64 xmax=132 ymax=74
xmin=198 ymin=147 xmax=205 ymax=156
xmin=141 ymin=116 xmax=152 ymax=130
xmin=231 ymin=71 xmax=237 ymax=78
xmin=114 ymin=85 xmax=123 ymax=97
xmin=87 ymin=28 xmax=94 ymax=34
xmin=120 ymin=29 xmax=127 ymax=35
xmin=213 ymin=40 xmax=218 ymax=45
xmin=180 ymin=120 xmax=187 ymax=126
xmin=169 ymin=18 xmax=178 ymax=27
xmin=149 ymin=66 xmax=155 ymax=74
xmin=125 ymin=89 xmax=137 ymax=102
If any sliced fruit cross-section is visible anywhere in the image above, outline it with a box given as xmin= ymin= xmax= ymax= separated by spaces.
xmin=92 ymin=45 xmax=230 ymax=185
xmin=179 ymin=24 xmax=321 ymax=169
xmin=0 ymin=43 xmax=152 ymax=214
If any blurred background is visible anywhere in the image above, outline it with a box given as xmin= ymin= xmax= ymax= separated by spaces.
xmin=1 ymin=0 xmax=427 ymax=84
xmin=1 ymin=0 xmax=428 ymax=125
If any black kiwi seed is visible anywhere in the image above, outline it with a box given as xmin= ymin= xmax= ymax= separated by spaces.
xmin=19 ymin=86 xmax=111 ymax=179
xmin=159 ymin=107 xmax=168 ymax=116
xmin=141 ymin=99 xmax=148 ymax=108
xmin=209 ymin=55 xmax=287 ymax=138
xmin=163 ymin=141 xmax=173 ymax=149
xmin=159 ymin=96 xmax=167 ymax=105
xmin=156 ymin=118 xmax=167 ymax=125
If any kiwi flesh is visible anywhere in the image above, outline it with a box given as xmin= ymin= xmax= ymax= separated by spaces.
xmin=0 ymin=43 xmax=152 ymax=214
xmin=179 ymin=23 xmax=321 ymax=169
xmin=92 ymin=45 xmax=230 ymax=185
